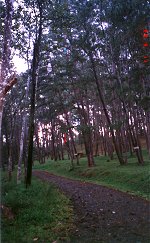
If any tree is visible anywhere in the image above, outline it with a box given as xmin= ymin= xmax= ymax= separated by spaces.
xmin=0 ymin=0 xmax=17 ymax=171
xmin=25 ymin=0 xmax=43 ymax=187
xmin=2 ymin=0 xmax=149 ymax=181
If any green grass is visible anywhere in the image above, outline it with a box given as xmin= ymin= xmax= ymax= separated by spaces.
xmin=1 ymin=172 xmax=74 ymax=243
xmin=33 ymin=151 xmax=150 ymax=200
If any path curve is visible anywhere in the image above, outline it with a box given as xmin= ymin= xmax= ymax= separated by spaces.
xmin=33 ymin=170 xmax=150 ymax=243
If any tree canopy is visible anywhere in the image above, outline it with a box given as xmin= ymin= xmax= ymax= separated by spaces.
xmin=1 ymin=0 xmax=150 ymax=185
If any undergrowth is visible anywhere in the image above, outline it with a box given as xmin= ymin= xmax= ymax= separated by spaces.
xmin=1 ymin=173 xmax=74 ymax=243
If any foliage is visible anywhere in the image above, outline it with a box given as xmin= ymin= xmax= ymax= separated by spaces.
xmin=1 ymin=173 xmax=74 ymax=243
xmin=2 ymin=0 xmax=150 ymax=180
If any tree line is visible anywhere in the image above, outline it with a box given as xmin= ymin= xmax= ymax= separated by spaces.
xmin=0 ymin=0 xmax=150 ymax=186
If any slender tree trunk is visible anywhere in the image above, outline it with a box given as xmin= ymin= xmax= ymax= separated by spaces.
xmin=57 ymin=87 xmax=79 ymax=165
xmin=17 ymin=116 xmax=27 ymax=183
xmin=124 ymin=105 xmax=144 ymax=165
xmin=26 ymin=43 xmax=39 ymax=187
xmin=64 ymin=111 xmax=79 ymax=165
xmin=66 ymin=139 xmax=74 ymax=168
xmin=92 ymin=107 xmax=100 ymax=157
xmin=26 ymin=6 xmax=43 ymax=187
xmin=0 ymin=0 xmax=16 ymax=169
xmin=0 ymin=103 xmax=3 ymax=169
xmin=83 ymin=132 xmax=95 ymax=167
xmin=17 ymin=64 xmax=30 ymax=183
xmin=95 ymin=140 xmax=99 ymax=157
xmin=35 ymin=127 xmax=42 ymax=163
xmin=8 ymin=143 xmax=12 ymax=180
xmin=51 ymin=121 xmax=57 ymax=161
xmin=80 ymin=101 xmax=95 ymax=167
xmin=132 ymin=107 xmax=144 ymax=165
xmin=146 ymin=112 xmax=150 ymax=158
xmin=60 ymin=134 xmax=64 ymax=160
xmin=104 ymin=127 xmax=114 ymax=160
xmin=89 ymin=53 xmax=125 ymax=165
xmin=8 ymin=128 xmax=14 ymax=181
xmin=115 ymin=68 xmax=144 ymax=164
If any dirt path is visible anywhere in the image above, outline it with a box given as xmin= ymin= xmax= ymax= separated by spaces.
xmin=33 ymin=170 xmax=150 ymax=243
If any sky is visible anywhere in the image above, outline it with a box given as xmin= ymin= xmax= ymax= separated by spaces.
xmin=13 ymin=55 xmax=28 ymax=74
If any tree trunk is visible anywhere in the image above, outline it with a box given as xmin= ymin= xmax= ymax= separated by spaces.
xmin=26 ymin=6 xmax=43 ymax=187
xmin=8 ymin=145 xmax=12 ymax=181
xmin=17 ymin=63 xmax=30 ymax=183
xmin=89 ymin=53 xmax=126 ymax=165
xmin=51 ymin=121 xmax=57 ymax=161
xmin=35 ymin=127 xmax=42 ymax=163
xmin=79 ymin=101 xmax=95 ymax=167
xmin=0 ymin=103 xmax=3 ymax=169
xmin=64 ymin=111 xmax=79 ymax=165
xmin=132 ymin=107 xmax=144 ymax=165
xmin=66 ymin=139 xmax=74 ymax=168
xmin=146 ymin=111 xmax=150 ymax=158
xmin=26 ymin=43 xmax=39 ymax=187
xmin=60 ymin=133 xmax=64 ymax=160
xmin=0 ymin=0 xmax=15 ymax=168
xmin=8 ymin=131 xmax=13 ymax=180
xmin=17 ymin=114 xmax=28 ymax=183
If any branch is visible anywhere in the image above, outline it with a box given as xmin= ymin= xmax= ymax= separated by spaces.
xmin=3 ymin=75 xmax=18 ymax=95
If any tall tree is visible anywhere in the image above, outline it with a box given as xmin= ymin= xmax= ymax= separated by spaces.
xmin=26 ymin=0 xmax=43 ymax=187
xmin=0 ymin=0 xmax=17 ymax=170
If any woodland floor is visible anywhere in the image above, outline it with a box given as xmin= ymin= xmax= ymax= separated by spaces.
xmin=33 ymin=170 xmax=150 ymax=243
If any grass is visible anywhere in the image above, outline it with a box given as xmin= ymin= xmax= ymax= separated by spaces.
xmin=33 ymin=150 xmax=150 ymax=200
xmin=1 ymin=172 xmax=74 ymax=243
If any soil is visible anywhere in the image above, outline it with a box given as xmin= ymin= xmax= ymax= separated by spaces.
xmin=33 ymin=170 xmax=150 ymax=243
xmin=1 ymin=204 xmax=14 ymax=220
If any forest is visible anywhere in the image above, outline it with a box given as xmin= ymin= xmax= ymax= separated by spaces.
xmin=0 ymin=0 xmax=150 ymax=242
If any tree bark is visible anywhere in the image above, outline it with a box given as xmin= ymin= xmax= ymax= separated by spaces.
xmin=17 ymin=62 xmax=30 ymax=183
xmin=26 ymin=5 xmax=43 ymax=187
